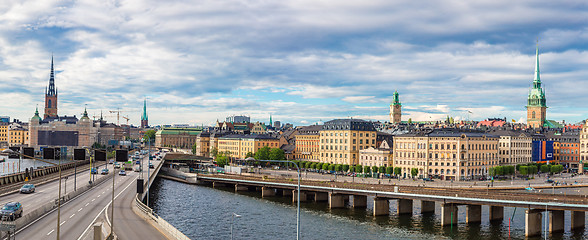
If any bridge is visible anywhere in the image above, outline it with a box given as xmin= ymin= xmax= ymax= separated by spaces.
xmin=188 ymin=173 xmax=588 ymax=237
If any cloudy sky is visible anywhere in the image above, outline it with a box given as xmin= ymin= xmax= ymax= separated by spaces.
xmin=1 ymin=1 xmax=588 ymax=126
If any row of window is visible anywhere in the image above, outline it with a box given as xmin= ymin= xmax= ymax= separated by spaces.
xmin=321 ymin=132 xmax=376 ymax=137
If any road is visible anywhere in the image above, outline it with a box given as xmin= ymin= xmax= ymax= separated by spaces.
xmin=0 ymin=160 xmax=110 ymax=219
xmin=13 ymin=152 xmax=167 ymax=240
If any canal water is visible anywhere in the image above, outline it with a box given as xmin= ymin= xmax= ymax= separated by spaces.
xmin=149 ymin=178 xmax=588 ymax=240
xmin=0 ymin=156 xmax=73 ymax=176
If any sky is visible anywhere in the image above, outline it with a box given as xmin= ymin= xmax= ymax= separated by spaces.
xmin=1 ymin=1 xmax=588 ymax=127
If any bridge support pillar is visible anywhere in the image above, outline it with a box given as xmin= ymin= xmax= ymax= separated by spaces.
xmin=292 ymin=190 xmax=308 ymax=203
xmin=261 ymin=187 xmax=275 ymax=198
xmin=489 ymin=206 xmax=504 ymax=221
xmin=571 ymin=211 xmax=585 ymax=230
xmin=329 ymin=193 xmax=346 ymax=209
xmin=235 ymin=184 xmax=248 ymax=192
xmin=282 ymin=189 xmax=292 ymax=196
xmin=397 ymin=199 xmax=413 ymax=215
xmin=373 ymin=197 xmax=389 ymax=216
xmin=314 ymin=192 xmax=328 ymax=202
xmin=525 ymin=209 xmax=543 ymax=237
xmin=441 ymin=203 xmax=458 ymax=226
xmin=466 ymin=205 xmax=482 ymax=223
xmin=353 ymin=195 xmax=367 ymax=208
xmin=212 ymin=182 xmax=225 ymax=188
xmin=549 ymin=210 xmax=565 ymax=233
xmin=421 ymin=201 xmax=435 ymax=214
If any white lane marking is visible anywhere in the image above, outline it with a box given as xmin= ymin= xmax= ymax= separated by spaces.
xmin=70 ymin=213 xmax=75 ymax=218
xmin=60 ymin=221 xmax=66 ymax=226
xmin=102 ymin=191 xmax=105 ymax=194
xmin=47 ymin=229 xmax=55 ymax=235
xmin=85 ymin=203 xmax=89 ymax=206
xmin=77 ymin=176 xmax=138 ymax=240
xmin=92 ymin=198 xmax=95 ymax=202
xmin=97 ymin=194 xmax=101 ymax=198
xmin=78 ymin=208 xmax=83 ymax=212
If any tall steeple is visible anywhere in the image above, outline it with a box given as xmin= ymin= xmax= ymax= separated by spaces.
xmin=44 ymin=55 xmax=58 ymax=118
xmin=390 ymin=90 xmax=402 ymax=124
xmin=526 ymin=42 xmax=547 ymax=128
xmin=269 ymin=114 xmax=273 ymax=127
xmin=141 ymin=98 xmax=149 ymax=128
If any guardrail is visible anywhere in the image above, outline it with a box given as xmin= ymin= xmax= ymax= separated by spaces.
xmin=134 ymin=194 xmax=190 ymax=240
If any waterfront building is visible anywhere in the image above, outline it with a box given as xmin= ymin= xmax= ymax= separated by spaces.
xmin=359 ymin=140 xmax=393 ymax=168
xmin=195 ymin=131 xmax=211 ymax=157
xmin=393 ymin=129 xmax=499 ymax=180
xmin=141 ymin=99 xmax=149 ymax=128
xmin=217 ymin=134 xmax=280 ymax=160
xmin=154 ymin=127 xmax=202 ymax=148
xmin=295 ymin=125 xmax=322 ymax=161
xmin=491 ymin=130 xmax=532 ymax=165
xmin=526 ymin=45 xmax=547 ymax=128
xmin=390 ymin=90 xmax=401 ymax=124
xmin=319 ymin=119 xmax=377 ymax=165
xmin=29 ymin=107 xmax=99 ymax=148
xmin=547 ymin=131 xmax=580 ymax=172
xmin=8 ymin=123 xmax=29 ymax=147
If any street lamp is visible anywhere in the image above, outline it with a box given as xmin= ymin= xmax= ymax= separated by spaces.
xmin=1 ymin=148 xmax=64 ymax=240
xmin=253 ymin=159 xmax=301 ymax=240
xmin=231 ymin=212 xmax=241 ymax=240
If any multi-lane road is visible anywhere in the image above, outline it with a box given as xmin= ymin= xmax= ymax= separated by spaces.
xmin=5 ymin=152 xmax=167 ymax=239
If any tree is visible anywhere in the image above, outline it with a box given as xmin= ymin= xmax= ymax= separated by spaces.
xmin=529 ymin=165 xmax=538 ymax=176
xmin=216 ymin=152 xmax=229 ymax=167
xmin=314 ymin=163 xmax=321 ymax=170
xmin=143 ymin=129 xmax=156 ymax=142
xmin=191 ymin=143 xmax=198 ymax=154
xmin=540 ymin=165 xmax=550 ymax=173
xmin=310 ymin=163 xmax=317 ymax=169
xmin=328 ymin=164 xmax=335 ymax=171
xmin=355 ymin=165 xmax=363 ymax=173
xmin=211 ymin=147 xmax=219 ymax=158
xmin=322 ymin=163 xmax=329 ymax=171
xmin=269 ymin=148 xmax=285 ymax=160
xmin=408 ymin=118 xmax=412 ymax=124
xmin=386 ymin=166 xmax=394 ymax=175
xmin=335 ymin=164 xmax=342 ymax=172
xmin=394 ymin=167 xmax=402 ymax=176
xmin=254 ymin=146 xmax=271 ymax=160
xmin=495 ymin=166 xmax=504 ymax=176
xmin=379 ymin=166 xmax=386 ymax=174
xmin=410 ymin=168 xmax=418 ymax=178
xmin=489 ymin=167 xmax=496 ymax=177
xmin=246 ymin=152 xmax=254 ymax=158
xmin=342 ymin=164 xmax=350 ymax=172
xmin=364 ymin=165 xmax=371 ymax=173
xmin=519 ymin=166 xmax=528 ymax=175
xmin=372 ymin=166 xmax=378 ymax=173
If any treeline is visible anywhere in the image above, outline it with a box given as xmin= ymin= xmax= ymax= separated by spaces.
xmin=489 ymin=163 xmax=564 ymax=176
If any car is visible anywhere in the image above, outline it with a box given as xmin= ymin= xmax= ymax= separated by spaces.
xmin=136 ymin=160 xmax=141 ymax=164
xmin=423 ymin=178 xmax=434 ymax=182
xmin=119 ymin=170 xmax=126 ymax=176
xmin=134 ymin=166 xmax=142 ymax=172
xmin=114 ymin=163 xmax=121 ymax=169
xmin=546 ymin=179 xmax=554 ymax=183
xmin=0 ymin=202 xmax=23 ymax=221
xmin=149 ymin=163 xmax=154 ymax=169
xmin=91 ymin=168 xmax=98 ymax=174
xmin=101 ymin=168 xmax=109 ymax=175
xmin=20 ymin=184 xmax=35 ymax=194
xmin=109 ymin=160 xmax=114 ymax=164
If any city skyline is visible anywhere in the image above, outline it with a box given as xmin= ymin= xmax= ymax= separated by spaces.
xmin=1 ymin=1 xmax=588 ymax=126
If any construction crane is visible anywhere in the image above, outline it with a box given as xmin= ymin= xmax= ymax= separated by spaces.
xmin=109 ymin=109 xmax=139 ymax=125
xmin=122 ymin=115 xmax=130 ymax=125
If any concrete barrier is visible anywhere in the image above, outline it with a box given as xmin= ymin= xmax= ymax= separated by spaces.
xmin=133 ymin=194 xmax=190 ymax=240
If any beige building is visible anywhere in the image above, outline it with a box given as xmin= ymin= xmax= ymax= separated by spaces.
xmin=393 ymin=129 xmax=499 ymax=180
xmin=494 ymin=130 xmax=532 ymax=165
xmin=319 ymin=119 xmax=377 ymax=165
xmin=8 ymin=124 xmax=29 ymax=147
xmin=250 ymin=122 xmax=268 ymax=134
xmin=29 ymin=108 xmax=99 ymax=148
xmin=580 ymin=121 xmax=588 ymax=173
xmin=295 ymin=125 xmax=322 ymax=161
xmin=195 ymin=132 xmax=211 ymax=157
xmin=217 ymin=134 xmax=280 ymax=160
xmin=359 ymin=140 xmax=393 ymax=168
xmin=154 ymin=127 xmax=202 ymax=148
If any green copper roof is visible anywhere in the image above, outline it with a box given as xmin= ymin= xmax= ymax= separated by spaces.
xmin=81 ymin=107 xmax=89 ymax=120
xmin=391 ymin=90 xmax=401 ymax=106
xmin=527 ymin=44 xmax=546 ymax=108
xmin=141 ymin=99 xmax=148 ymax=121
xmin=31 ymin=106 xmax=41 ymax=121
xmin=543 ymin=120 xmax=563 ymax=129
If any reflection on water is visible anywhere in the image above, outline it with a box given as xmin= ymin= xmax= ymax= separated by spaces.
xmin=150 ymin=178 xmax=588 ymax=240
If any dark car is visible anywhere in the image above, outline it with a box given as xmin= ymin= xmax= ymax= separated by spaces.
xmin=546 ymin=179 xmax=554 ymax=183
xmin=0 ymin=202 xmax=23 ymax=221
xmin=20 ymin=184 xmax=35 ymax=194
xmin=149 ymin=163 xmax=154 ymax=169
xmin=423 ymin=178 xmax=434 ymax=182
xmin=91 ymin=168 xmax=98 ymax=174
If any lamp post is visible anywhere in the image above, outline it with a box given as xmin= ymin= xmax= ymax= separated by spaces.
xmin=146 ymin=135 xmax=151 ymax=207
xmin=231 ymin=212 xmax=241 ymax=240
xmin=254 ymin=159 xmax=300 ymax=240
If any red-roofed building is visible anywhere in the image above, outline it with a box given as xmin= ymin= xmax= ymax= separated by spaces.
xmin=477 ymin=118 xmax=506 ymax=128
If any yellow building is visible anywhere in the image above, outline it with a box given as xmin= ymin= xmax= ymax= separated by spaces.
xmin=319 ymin=119 xmax=377 ymax=165
xmin=9 ymin=125 xmax=29 ymax=146
xmin=195 ymin=132 xmax=211 ymax=157
xmin=295 ymin=125 xmax=322 ymax=161
xmin=393 ymin=129 xmax=499 ymax=180
xmin=359 ymin=140 xmax=393 ymax=168
xmin=217 ymin=134 xmax=280 ymax=160
xmin=0 ymin=122 xmax=8 ymax=144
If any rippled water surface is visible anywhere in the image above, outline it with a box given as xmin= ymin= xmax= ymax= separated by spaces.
xmin=149 ymin=178 xmax=587 ymax=240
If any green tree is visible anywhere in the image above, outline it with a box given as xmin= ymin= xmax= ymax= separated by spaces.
xmin=335 ymin=164 xmax=342 ymax=172
xmin=211 ymin=147 xmax=219 ymax=158
xmin=372 ymin=166 xmax=378 ymax=173
xmin=408 ymin=118 xmax=412 ymax=124
xmin=342 ymin=164 xmax=350 ymax=172
xmin=386 ymin=166 xmax=394 ymax=175
xmin=379 ymin=166 xmax=386 ymax=174
xmin=245 ymin=152 xmax=254 ymax=158
xmin=269 ymin=148 xmax=285 ymax=160
xmin=364 ymin=165 xmax=371 ymax=173
xmin=322 ymin=163 xmax=330 ymax=171
xmin=540 ymin=165 xmax=550 ymax=173
xmin=254 ymin=146 xmax=271 ymax=160
xmin=191 ymin=143 xmax=197 ymax=154
xmin=215 ymin=152 xmax=229 ymax=167
xmin=143 ymin=129 xmax=156 ymax=142
xmin=495 ymin=166 xmax=504 ymax=176
xmin=328 ymin=164 xmax=335 ymax=171
xmin=489 ymin=167 xmax=496 ymax=176
xmin=410 ymin=168 xmax=418 ymax=178
xmin=310 ymin=163 xmax=317 ymax=169
xmin=355 ymin=165 xmax=363 ymax=173
xmin=519 ymin=166 xmax=528 ymax=175
xmin=314 ymin=163 xmax=321 ymax=170
xmin=394 ymin=167 xmax=402 ymax=176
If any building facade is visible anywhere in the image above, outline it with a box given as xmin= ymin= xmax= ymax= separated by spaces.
xmin=319 ymin=119 xmax=377 ymax=165
xmin=0 ymin=122 xmax=8 ymax=145
xmin=154 ymin=128 xmax=202 ymax=148
xmin=580 ymin=122 xmax=588 ymax=173
xmin=526 ymin=45 xmax=547 ymax=128
xmin=359 ymin=140 xmax=393 ymax=168
xmin=195 ymin=132 xmax=211 ymax=157
xmin=390 ymin=90 xmax=401 ymax=124
xmin=295 ymin=125 xmax=322 ymax=161
xmin=8 ymin=124 xmax=29 ymax=147
xmin=217 ymin=134 xmax=280 ymax=160
xmin=29 ymin=108 xmax=99 ymax=148
xmin=495 ymin=131 xmax=532 ymax=165
xmin=393 ymin=129 xmax=499 ymax=180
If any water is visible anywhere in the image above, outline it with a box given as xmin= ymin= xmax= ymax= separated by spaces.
xmin=0 ymin=156 xmax=73 ymax=176
xmin=149 ymin=178 xmax=588 ymax=240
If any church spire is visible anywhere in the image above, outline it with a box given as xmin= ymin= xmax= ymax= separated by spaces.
xmin=533 ymin=42 xmax=541 ymax=86
xmin=141 ymin=98 xmax=148 ymax=121
xmin=47 ymin=55 xmax=56 ymax=96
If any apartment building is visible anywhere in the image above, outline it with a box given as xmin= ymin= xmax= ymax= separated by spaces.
xmin=294 ymin=125 xmax=322 ymax=161
xmin=492 ymin=130 xmax=532 ymax=165
xmin=359 ymin=140 xmax=393 ymax=168
xmin=217 ymin=134 xmax=280 ymax=160
xmin=319 ymin=119 xmax=377 ymax=165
